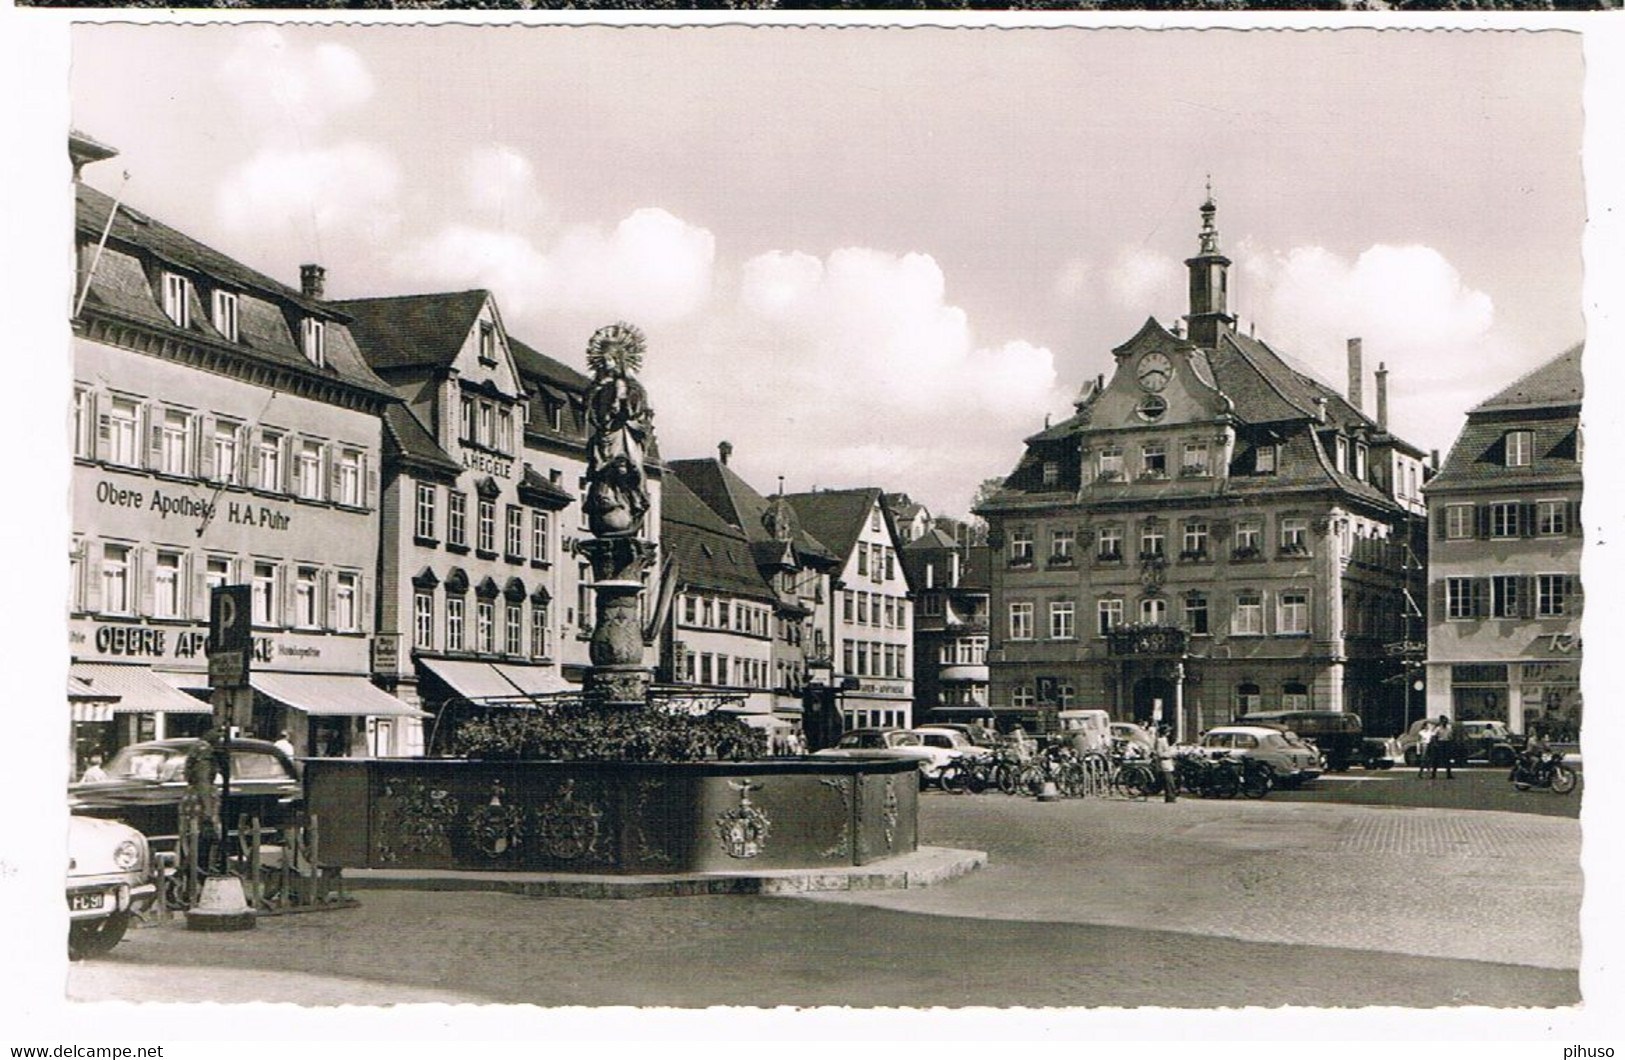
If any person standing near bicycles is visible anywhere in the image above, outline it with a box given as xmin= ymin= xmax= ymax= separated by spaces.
xmin=1153 ymin=724 xmax=1178 ymax=802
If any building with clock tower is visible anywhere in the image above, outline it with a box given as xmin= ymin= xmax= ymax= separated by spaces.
xmin=978 ymin=192 xmax=1430 ymax=742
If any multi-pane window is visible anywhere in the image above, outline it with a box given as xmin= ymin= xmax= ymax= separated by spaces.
xmin=1098 ymin=525 xmax=1123 ymax=560
xmin=506 ymin=604 xmax=523 ymax=655
xmin=460 ymin=396 xmax=476 ymax=442
xmin=73 ymin=388 xmax=95 ymax=459
xmin=1445 ymin=504 xmax=1474 ymax=539
xmin=414 ymin=591 xmax=434 ymax=649
xmin=301 ymin=318 xmax=326 ymax=368
xmin=415 ymin=484 xmax=438 ymax=540
xmin=1008 ymin=601 xmax=1034 ymax=640
xmin=498 ymin=408 xmax=514 ymax=455
xmin=478 ymin=499 xmax=496 ymax=553
xmin=211 ymin=289 xmax=239 ymax=342
xmin=479 ymin=322 xmax=498 ymax=365
xmin=1537 ymin=500 xmax=1569 ymax=536
xmin=1184 ymin=592 xmax=1209 ymax=635
xmin=1446 ymin=578 xmax=1475 ymax=621
xmin=578 ymin=563 xmax=594 ymax=631
xmin=153 ymin=551 xmax=181 ymax=619
xmin=1098 ymin=447 xmax=1124 ymax=478
xmin=1139 ymin=523 xmax=1165 ymax=559
xmin=257 ymin=431 xmax=283 ymax=492
xmin=857 ymin=545 xmax=870 ymax=577
xmin=1182 ymin=441 xmax=1209 ymax=475
xmin=212 ymin=420 xmax=242 ymax=484
xmin=1282 ymin=682 xmax=1310 ymax=711
xmin=105 ymin=398 xmax=139 ymax=467
xmin=1182 ymin=520 xmax=1208 ymax=558
xmin=1490 ymin=502 xmax=1520 ymax=539
xmin=101 ymin=544 xmax=131 ymax=614
xmin=336 ymin=449 xmax=362 ymax=506
xmin=252 ymin=562 xmax=277 ymax=625
xmin=162 ymin=272 xmax=191 ymax=328
xmin=1255 ymin=445 xmax=1277 ymax=473
xmin=296 ymin=440 xmax=324 ymax=500
xmin=205 ymin=556 xmax=231 ymax=594
xmin=532 ymin=604 xmax=551 ymax=659
xmin=1233 ymin=590 xmax=1263 ymax=635
xmin=294 ymin=567 xmax=320 ymax=628
xmin=1280 ymin=518 xmax=1308 ymax=553
xmin=1009 ymin=529 xmax=1034 ymax=565
xmin=1236 ymin=683 xmax=1262 ymax=714
xmin=1491 ymin=576 xmax=1521 ymax=619
xmin=159 ymin=409 xmax=191 ymax=475
xmin=884 ymin=548 xmax=895 ymax=581
xmin=1049 ymin=601 xmax=1075 ymax=640
xmin=447 ymin=597 xmax=465 ymax=651
xmin=1278 ymin=591 xmax=1309 ymax=635
xmin=857 ymin=593 xmax=870 ymax=626
xmin=532 ymin=511 xmax=550 ymax=562
xmin=1050 ymin=529 xmax=1075 ymax=563
xmin=448 ymin=492 xmax=467 ymax=547
xmin=1335 ymin=436 xmax=1349 ymax=473
xmin=1537 ymin=575 xmax=1570 ymax=618
xmin=478 ymin=403 xmax=494 ymax=449
xmin=1012 ymin=685 xmax=1034 ymax=710
xmin=335 ymin=573 xmax=358 ymax=631
xmin=1141 ymin=443 xmax=1167 ymax=477
xmin=1354 ymin=444 xmax=1368 ymax=481
xmin=1042 ymin=461 xmax=1059 ymax=487
xmin=1235 ymin=520 xmax=1261 ymax=554
xmin=476 ymin=601 xmax=495 ymax=653
xmin=1505 ymin=430 xmax=1534 ymax=468
xmin=1140 ymin=597 xmax=1167 ymax=625
xmin=1097 ymin=598 xmax=1123 ymax=636
xmin=506 ymin=506 xmax=525 ymax=558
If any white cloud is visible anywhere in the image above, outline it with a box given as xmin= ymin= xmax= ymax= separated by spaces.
xmin=216 ymin=30 xmax=374 ymax=135
xmin=1107 ymin=245 xmax=1181 ymax=309
xmin=398 ymin=208 xmax=715 ymax=329
xmin=1053 ymin=257 xmax=1093 ymax=302
xmin=647 ymin=246 xmax=1065 ymax=517
xmin=461 ymin=144 xmax=550 ymax=228
xmin=215 ymin=143 xmax=400 ymax=243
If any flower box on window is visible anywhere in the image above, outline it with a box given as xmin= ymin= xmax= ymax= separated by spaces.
xmin=1097 ymin=469 xmax=1125 ymax=483
xmin=1178 ymin=549 xmax=1209 ymax=562
xmin=1138 ymin=552 xmax=1167 ymax=565
xmin=1140 ymin=470 xmax=1169 ymax=481
xmin=1046 ymin=554 xmax=1076 ymax=569
xmin=1179 ymin=465 xmax=1210 ymax=478
xmin=1230 ymin=546 xmax=1261 ymax=561
xmin=1008 ymin=555 xmax=1034 ymax=569
xmin=1096 ymin=550 xmax=1123 ymax=563
xmin=1278 ymin=543 xmax=1310 ymax=557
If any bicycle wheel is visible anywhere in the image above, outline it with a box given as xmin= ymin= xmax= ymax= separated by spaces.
xmin=996 ymin=762 xmax=1021 ymax=796
xmin=1241 ymin=764 xmax=1272 ymax=799
xmin=1119 ymin=763 xmax=1155 ymax=799
xmin=1210 ymin=766 xmax=1241 ymax=799
xmin=940 ymin=763 xmax=967 ymax=794
xmin=1550 ymin=765 xmax=1577 ymax=794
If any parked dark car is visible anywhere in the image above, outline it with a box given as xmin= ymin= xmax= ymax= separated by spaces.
xmin=68 ymin=737 xmax=302 ymax=840
xmin=1236 ymin=711 xmax=1364 ymax=771
xmin=1397 ymin=719 xmax=1524 ymax=767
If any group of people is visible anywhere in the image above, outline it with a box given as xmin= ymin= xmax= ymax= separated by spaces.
xmin=1414 ymin=714 xmax=1456 ymax=779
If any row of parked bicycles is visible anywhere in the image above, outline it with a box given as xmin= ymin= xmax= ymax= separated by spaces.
xmin=934 ymin=743 xmax=1280 ymax=800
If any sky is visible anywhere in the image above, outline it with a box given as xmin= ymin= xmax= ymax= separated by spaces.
xmin=68 ymin=25 xmax=1586 ymax=519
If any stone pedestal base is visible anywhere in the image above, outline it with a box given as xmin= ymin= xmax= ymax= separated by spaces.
xmin=584 ymin=665 xmax=653 ymax=709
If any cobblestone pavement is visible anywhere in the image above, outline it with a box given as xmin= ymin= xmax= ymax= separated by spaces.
xmin=1262 ymin=764 xmax=1581 ymax=818
xmin=68 ymin=795 xmax=1581 ymax=1009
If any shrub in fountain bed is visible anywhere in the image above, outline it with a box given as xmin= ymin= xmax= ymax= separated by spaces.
xmin=451 ymin=705 xmax=768 ymax=763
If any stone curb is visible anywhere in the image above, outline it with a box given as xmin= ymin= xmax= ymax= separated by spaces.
xmin=336 ymin=846 xmax=987 ymax=899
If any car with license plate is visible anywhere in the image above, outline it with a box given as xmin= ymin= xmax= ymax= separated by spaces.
xmin=68 ymin=737 xmax=302 ymax=840
xmin=1199 ymin=725 xmax=1323 ymax=787
xmin=813 ymin=728 xmax=949 ymax=779
xmin=67 ymin=815 xmax=156 ymax=960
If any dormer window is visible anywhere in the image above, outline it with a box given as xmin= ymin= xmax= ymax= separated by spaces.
xmin=1354 ymin=443 xmax=1368 ymax=481
xmin=1042 ymin=461 xmax=1059 ymax=488
xmin=1505 ymin=430 xmax=1534 ymax=468
xmin=211 ymin=290 xmax=239 ymax=342
xmin=478 ymin=322 xmax=498 ymax=366
xmin=1335 ymin=436 xmax=1349 ymax=473
xmin=161 ymin=272 xmax=191 ymax=328
xmin=1255 ymin=445 xmax=1278 ymax=474
xmin=301 ymin=317 xmax=326 ymax=367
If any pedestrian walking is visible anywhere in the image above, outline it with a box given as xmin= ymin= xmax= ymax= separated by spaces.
xmin=1154 ymin=724 xmax=1178 ymax=802
xmin=1416 ymin=719 xmax=1436 ymax=778
xmin=1427 ymin=714 xmax=1455 ymax=780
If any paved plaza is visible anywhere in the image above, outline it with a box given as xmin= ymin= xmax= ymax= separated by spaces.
xmin=67 ymin=782 xmax=1582 ymax=1009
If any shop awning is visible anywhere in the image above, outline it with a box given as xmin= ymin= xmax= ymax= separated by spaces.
xmin=491 ymin=663 xmax=576 ymax=698
xmin=249 ymin=672 xmax=428 ymax=718
xmin=419 ymin=659 xmax=529 ymax=702
xmin=70 ymin=663 xmax=211 ymax=715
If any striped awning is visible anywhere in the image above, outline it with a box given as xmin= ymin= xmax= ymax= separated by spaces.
xmin=70 ymin=663 xmax=211 ymax=715
xmin=491 ymin=663 xmax=576 ymax=698
xmin=249 ymin=672 xmax=428 ymax=718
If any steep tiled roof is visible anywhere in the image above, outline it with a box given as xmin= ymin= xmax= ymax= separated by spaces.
xmin=383 ymin=404 xmax=460 ymax=475
xmin=510 ymin=335 xmax=592 ymax=394
xmin=783 ymin=488 xmax=885 ymax=563
xmin=75 ymin=184 xmax=396 ymax=401
xmin=668 ymin=459 xmax=837 ymax=564
xmin=662 ymin=476 xmax=776 ymax=602
xmin=904 ymin=526 xmax=959 ymax=550
xmin=1473 ymin=344 xmax=1583 ymax=413
xmin=330 ymin=290 xmax=490 ymax=372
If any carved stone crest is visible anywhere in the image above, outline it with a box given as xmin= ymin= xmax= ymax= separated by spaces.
xmin=468 ymin=778 xmax=525 ymax=858
xmin=715 ymin=779 xmax=772 ymax=860
xmin=537 ymin=779 xmax=604 ymax=862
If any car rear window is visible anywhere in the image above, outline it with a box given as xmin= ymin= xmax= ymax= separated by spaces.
xmin=108 ymin=749 xmax=182 ymax=782
xmin=231 ymin=751 xmax=290 ymax=781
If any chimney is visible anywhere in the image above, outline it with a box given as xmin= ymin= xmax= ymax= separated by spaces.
xmin=1430 ymin=449 xmax=1441 ymax=471
xmin=1375 ymin=362 xmax=1389 ymax=431
xmin=300 ymin=264 xmax=326 ymax=300
xmin=1346 ymin=338 xmax=1364 ymax=413
xmin=718 ymin=440 xmax=733 ymax=466
xmin=1314 ymin=396 xmax=1327 ymax=423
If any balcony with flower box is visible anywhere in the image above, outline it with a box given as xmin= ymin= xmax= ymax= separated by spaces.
xmin=1105 ymin=624 xmax=1189 ymax=658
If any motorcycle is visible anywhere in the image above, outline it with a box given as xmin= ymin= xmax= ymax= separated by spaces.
xmin=1509 ymin=748 xmax=1577 ymax=794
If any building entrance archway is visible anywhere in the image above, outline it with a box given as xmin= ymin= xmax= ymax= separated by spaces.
xmin=1132 ymin=676 xmax=1176 ymax=728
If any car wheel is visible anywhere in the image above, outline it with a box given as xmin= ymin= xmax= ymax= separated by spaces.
xmin=68 ymin=911 xmax=130 ymax=961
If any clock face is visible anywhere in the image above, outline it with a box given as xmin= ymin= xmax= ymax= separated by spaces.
xmin=1138 ymin=352 xmax=1173 ymax=392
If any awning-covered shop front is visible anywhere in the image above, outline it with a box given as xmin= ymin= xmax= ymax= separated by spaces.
xmin=71 ymin=663 xmax=212 ymax=717
xmin=249 ymin=672 xmax=428 ymax=718
xmin=68 ymin=674 xmax=120 ymax=723
xmin=420 ymin=658 xmax=575 ymax=704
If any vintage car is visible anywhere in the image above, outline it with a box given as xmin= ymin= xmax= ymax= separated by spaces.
xmin=1398 ymin=719 xmax=1523 ymax=767
xmin=910 ymin=726 xmax=995 ymax=761
xmin=1110 ymin=722 xmax=1156 ymax=756
xmin=1198 ymin=725 xmax=1323 ymax=787
xmin=813 ymin=728 xmax=950 ymax=779
xmin=1236 ymin=710 xmax=1364 ymax=771
xmin=67 ymin=815 xmax=156 ymax=960
xmin=69 ymin=737 xmax=303 ymax=839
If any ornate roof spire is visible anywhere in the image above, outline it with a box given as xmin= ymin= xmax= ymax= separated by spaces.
xmin=1198 ymin=176 xmax=1220 ymax=255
